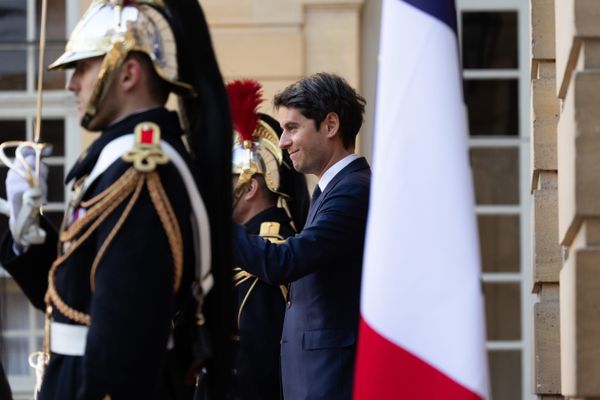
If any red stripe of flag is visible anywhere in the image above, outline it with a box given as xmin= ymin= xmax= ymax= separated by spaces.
xmin=353 ymin=317 xmax=483 ymax=400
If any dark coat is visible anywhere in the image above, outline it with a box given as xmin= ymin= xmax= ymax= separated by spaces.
xmin=233 ymin=157 xmax=371 ymax=400
xmin=0 ymin=109 xmax=197 ymax=400
xmin=0 ymin=361 xmax=12 ymax=400
xmin=230 ymin=206 xmax=295 ymax=400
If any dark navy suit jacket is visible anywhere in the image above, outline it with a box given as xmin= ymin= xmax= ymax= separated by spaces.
xmin=234 ymin=157 xmax=371 ymax=400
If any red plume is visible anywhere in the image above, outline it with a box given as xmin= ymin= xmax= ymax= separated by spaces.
xmin=226 ymin=79 xmax=263 ymax=142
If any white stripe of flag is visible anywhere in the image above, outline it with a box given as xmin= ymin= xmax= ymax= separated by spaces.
xmin=354 ymin=0 xmax=489 ymax=398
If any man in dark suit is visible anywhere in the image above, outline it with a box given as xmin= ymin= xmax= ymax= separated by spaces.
xmin=227 ymin=80 xmax=309 ymax=400
xmin=233 ymin=72 xmax=370 ymax=400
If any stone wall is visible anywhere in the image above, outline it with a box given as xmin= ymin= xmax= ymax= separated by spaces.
xmin=531 ymin=0 xmax=600 ymax=398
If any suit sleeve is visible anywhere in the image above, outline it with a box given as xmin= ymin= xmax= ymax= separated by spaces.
xmin=234 ymin=177 xmax=369 ymax=285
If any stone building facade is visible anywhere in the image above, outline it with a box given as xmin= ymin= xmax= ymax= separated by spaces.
xmin=531 ymin=0 xmax=600 ymax=399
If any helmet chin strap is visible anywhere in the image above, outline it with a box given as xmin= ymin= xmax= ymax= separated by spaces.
xmin=232 ymin=176 xmax=252 ymax=211
xmin=81 ymin=41 xmax=132 ymax=129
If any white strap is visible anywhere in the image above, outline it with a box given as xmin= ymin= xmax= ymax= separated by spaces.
xmin=82 ymin=135 xmax=135 ymax=193
xmin=50 ymin=322 xmax=175 ymax=356
xmin=50 ymin=322 xmax=87 ymax=356
xmin=0 ymin=198 xmax=9 ymax=216
xmin=73 ymin=134 xmax=213 ymax=294
xmin=161 ymin=141 xmax=213 ymax=294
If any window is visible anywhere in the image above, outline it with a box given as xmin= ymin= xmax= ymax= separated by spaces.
xmin=0 ymin=1 xmax=76 ymax=398
xmin=458 ymin=1 xmax=532 ymax=399
xmin=0 ymin=0 xmax=66 ymax=92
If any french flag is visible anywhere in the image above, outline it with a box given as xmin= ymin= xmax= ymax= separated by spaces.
xmin=353 ymin=1 xmax=489 ymax=399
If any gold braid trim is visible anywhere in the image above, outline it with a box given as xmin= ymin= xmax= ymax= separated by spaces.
xmin=237 ymin=277 xmax=259 ymax=330
xmin=146 ymin=171 xmax=183 ymax=292
xmin=233 ymin=267 xmax=254 ymax=287
xmin=46 ymin=167 xmax=185 ymax=325
xmin=90 ymin=174 xmax=145 ymax=291
xmin=45 ymin=170 xmax=142 ymax=326
xmin=61 ymin=168 xmax=139 ymax=242
xmin=232 ymin=267 xmax=287 ymax=330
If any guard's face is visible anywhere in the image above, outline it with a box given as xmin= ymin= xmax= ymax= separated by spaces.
xmin=67 ymin=57 xmax=103 ymax=124
xmin=278 ymin=107 xmax=329 ymax=177
xmin=232 ymin=174 xmax=250 ymax=224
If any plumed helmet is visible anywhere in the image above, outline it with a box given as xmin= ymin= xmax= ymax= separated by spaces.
xmin=48 ymin=0 xmax=195 ymax=128
xmin=227 ymin=79 xmax=309 ymax=231
xmin=228 ymin=80 xmax=283 ymax=197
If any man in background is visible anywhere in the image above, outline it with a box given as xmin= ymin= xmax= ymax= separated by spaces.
xmin=233 ymin=73 xmax=371 ymax=400
xmin=227 ymin=80 xmax=309 ymax=400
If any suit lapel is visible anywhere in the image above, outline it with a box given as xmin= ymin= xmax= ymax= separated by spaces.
xmin=305 ymin=157 xmax=369 ymax=226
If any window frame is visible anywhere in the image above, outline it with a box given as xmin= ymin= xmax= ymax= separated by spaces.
xmin=0 ymin=0 xmax=80 ymax=397
xmin=457 ymin=0 xmax=533 ymax=399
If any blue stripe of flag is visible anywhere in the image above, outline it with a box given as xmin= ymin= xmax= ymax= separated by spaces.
xmin=401 ymin=0 xmax=457 ymax=33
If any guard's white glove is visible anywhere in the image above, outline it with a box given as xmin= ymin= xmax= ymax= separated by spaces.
xmin=5 ymin=151 xmax=48 ymax=251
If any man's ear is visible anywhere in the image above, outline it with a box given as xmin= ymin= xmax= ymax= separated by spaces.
xmin=244 ymin=177 xmax=260 ymax=200
xmin=120 ymin=57 xmax=142 ymax=92
xmin=324 ymin=112 xmax=340 ymax=138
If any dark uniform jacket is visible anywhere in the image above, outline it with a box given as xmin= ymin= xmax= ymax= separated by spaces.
xmin=0 ymin=108 xmax=197 ymax=400
xmin=233 ymin=157 xmax=371 ymax=400
xmin=231 ymin=206 xmax=295 ymax=400
xmin=0 ymin=361 xmax=12 ymax=400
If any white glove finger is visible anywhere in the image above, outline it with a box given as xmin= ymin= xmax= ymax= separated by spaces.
xmin=11 ymin=153 xmax=49 ymax=201
xmin=23 ymin=153 xmax=49 ymax=202
xmin=6 ymin=167 xmax=29 ymax=217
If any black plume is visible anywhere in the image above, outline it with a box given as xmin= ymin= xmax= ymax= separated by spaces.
xmin=163 ymin=0 xmax=233 ymax=397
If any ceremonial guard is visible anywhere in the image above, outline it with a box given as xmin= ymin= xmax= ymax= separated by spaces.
xmin=0 ymin=1 xmax=232 ymax=399
xmin=227 ymin=81 xmax=309 ymax=400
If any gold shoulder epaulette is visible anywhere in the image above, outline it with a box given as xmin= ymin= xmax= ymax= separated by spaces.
xmin=259 ymin=221 xmax=285 ymax=244
xmin=122 ymin=122 xmax=169 ymax=172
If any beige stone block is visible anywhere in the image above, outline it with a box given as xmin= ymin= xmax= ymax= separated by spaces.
xmin=201 ymin=0 xmax=302 ymax=25
xmin=534 ymin=284 xmax=561 ymax=394
xmin=533 ymin=172 xmax=561 ymax=287
xmin=304 ymin=4 xmax=361 ymax=86
xmin=557 ymin=71 xmax=600 ymax=245
xmin=531 ymin=61 xmax=559 ymax=173
xmin=255 ymin=79 xmax=297 ymax=114
xmin=571 ymin=218 xmax=600 ymax=254
xmin=580 ymin=218 xmax=600 ymax=246
xmin=560 ymin=249 xmax=600 ymax=396
xmin=211 ymin=27 xmax=304 ymax=79
xmin=531 ymin=0 xmax=556 ymax=61
xmin=541 ymin=283 xmax=560 ymax=302
xmin=556 ymin=0 xmax=600 ymax=97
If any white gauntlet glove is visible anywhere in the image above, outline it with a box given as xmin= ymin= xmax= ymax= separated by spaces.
xmin=4 ymin=151 xmax=49 ymax=250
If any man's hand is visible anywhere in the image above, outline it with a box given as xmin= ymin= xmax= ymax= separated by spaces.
xmin=5 ymin=151 xmax=49 ymax=250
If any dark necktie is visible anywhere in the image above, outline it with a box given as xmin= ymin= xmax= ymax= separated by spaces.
xmin=311 ymin=185 xmax=322 ymax=206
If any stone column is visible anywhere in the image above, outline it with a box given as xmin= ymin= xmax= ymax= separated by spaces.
xmin=554 ymin=0 xmax=600 ymax=398
xmin=530 ymin=0 xmax=562 ymax=398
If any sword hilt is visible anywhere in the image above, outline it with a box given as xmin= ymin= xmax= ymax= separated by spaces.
xmin=0 ymin=141 xmax=50 ymax=188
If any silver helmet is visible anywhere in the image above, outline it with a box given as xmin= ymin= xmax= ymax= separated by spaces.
xmin=49 ymin=0 xmax=195 ymax=128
